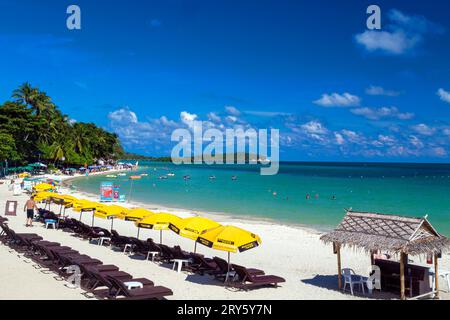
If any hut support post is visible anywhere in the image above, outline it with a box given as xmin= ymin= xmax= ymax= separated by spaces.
xmin=336 ymin=243 xmax=342 ymax=290
xmin=400 ymin=252 xmax=406 ymax=300
xmin=434 ymin=253 xmax=439 ymax=299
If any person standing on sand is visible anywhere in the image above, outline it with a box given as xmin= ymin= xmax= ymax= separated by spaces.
xmin=23 ymin=196 xmax=38 ymax=227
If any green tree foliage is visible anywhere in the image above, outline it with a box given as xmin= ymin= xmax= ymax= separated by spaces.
xmin=0 ymin=83 xmax=124 ymax=166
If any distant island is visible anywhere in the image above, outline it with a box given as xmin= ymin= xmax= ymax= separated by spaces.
xmin=123 ymin=152 xmax=268 ymax=164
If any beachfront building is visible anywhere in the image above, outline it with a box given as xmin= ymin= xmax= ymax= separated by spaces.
xmin=321 ymin=210 xmax=450 ymax=300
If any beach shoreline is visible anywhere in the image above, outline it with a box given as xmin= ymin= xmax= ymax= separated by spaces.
xmin=1 ymin=169 xmax=449 ymax=300
xmin=61 ymin=170 xmax=330 ymax=236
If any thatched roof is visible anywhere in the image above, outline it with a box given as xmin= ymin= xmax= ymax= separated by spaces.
xmin=321 ymin=210 xmax=450 ymax=255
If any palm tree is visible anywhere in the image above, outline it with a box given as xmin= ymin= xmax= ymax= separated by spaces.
xmin=12 ymin=82 xmax=38 ymax=108
xmin=12 ymin=83 xmax=55 ymax=116
xmin=34 ymin=92 xmax=56 ymax=117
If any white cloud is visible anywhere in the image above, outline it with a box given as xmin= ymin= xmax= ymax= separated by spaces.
xmin=366 ymin=85 xmax=401 ymax=96
xmin=378 ymin=135 xmax=396 ymax=145
xmin=350 ymin=106 xmax=414 ymax=120
xmin=244 ymin=111 xmax=292 ymax=117
xmin=408 ymin=135 xmax=424 ymax=148
xmin=334 ymin=133 xmax=345 ymax=145
xmin=301 ymin=121 xmax=328 ymax=135
xmin=225 ymin=106 xmax=241 ymax=116
xmin=207 ymin=112 xmax=221 ymax=123
xmin=225 ymin=115 xmax=238 ymax=123
xmin=180 ymin=111 xmax=198 ymax=127
xmin=314 ymin=93 xmax=360 ymax=107
xmin=437 ymin=88 xmax=450 ymax=104
xmin=433 ymin=147 xmax=447 ymax=157
xmin=355 ymin=30 xmax=418 ymax=55
xmin=411 ymin=123 xmax=436 ymax=136
xmin=108 ymin=108 xmax=138 ymax=124
xmin=355 ymin=9 xmax=443 ymax=55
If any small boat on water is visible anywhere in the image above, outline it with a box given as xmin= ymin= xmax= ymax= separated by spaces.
xmin=231 ymin=176 xmax=237 ymax=181
xmin=159 ymin=175 xmax=168 ymax=180
xmin=106 ymin=175 xmax=117 ymax=178
xmin=209 ymin=175 xmax=216 ymax=180
xmin=183 ymin=175 xmax=191 ymax=180
xmin=140 ymin=173 xmax=149 ymax=176
xmin=117 ymin=173 xmax=127 ymax=176
xmin=167 ymin=173 xmax=175 ymax=177
xmin=129 ymin=175 xmax=142 ymax=180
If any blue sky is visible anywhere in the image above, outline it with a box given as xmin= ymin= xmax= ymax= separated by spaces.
xmin=1 ymin=0 xmax=450 ymax=161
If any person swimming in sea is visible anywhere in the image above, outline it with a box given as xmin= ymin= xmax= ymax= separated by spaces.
xmin=331 ymin=195 xmax=336 ymax=200
xmin=306 ymin=194 xmax=310 ymax=200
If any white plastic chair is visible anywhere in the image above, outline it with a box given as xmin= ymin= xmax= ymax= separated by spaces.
xmin=366 ymin=265 xmax=381 ymax=294
xmin=430 ymin=268 xmax=450 ymax=296
xmin=342 ymin=268 xmax=365 ymax=295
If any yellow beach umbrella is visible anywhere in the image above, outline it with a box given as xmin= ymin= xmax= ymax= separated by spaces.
xmin=57 ymin=195 xmax=79 ymax=216
xmin=33 ymin=191 xmax=54 ymax=202
xmin=93 ymin=205 xmax=129 ymax=230
xmin=72 ymin=200 xmax=102 ymax=222
xmin=169 ymin=217 xmax=221 ymax=252
xmin=47 ymin=194 xmax=69 ymax=214
xmin=135 ymin=213 xmax=181 ymax=242
xmin=197 ymin=225 xmax=262 ymax=281
xmin=33 ymin=183 xmax=56 ymax=192
xmin=121 ymin=208 xmax=153 ymax=221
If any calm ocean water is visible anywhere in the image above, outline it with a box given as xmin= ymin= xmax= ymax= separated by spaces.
xmin=71 ymin=162 xmax=450 ymax=236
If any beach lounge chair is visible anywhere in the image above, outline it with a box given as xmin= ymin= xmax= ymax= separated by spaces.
xmin=128 ymin=238 xmax=157 ymax=258
xmin=80 ymin=265 xmax=133 ymax=292
xmin=231 ymin=264 xmax=285 ymax=291
xmin=85 ymin=267 xmax=155 ymax=298
xmin=213 ymin=257 xmax=264 ymax=282
xmin=188 ymin=254 xmax=221 ymax=275
xmin=342 ymin=268 xmax=365 ymax=295
xmin=106 ymin=275 xmax=173 ymax=300
xmin=110 ymin=230 xmax=135 ymax=250
xmin=157 ymin=244 xmax=177 ymax=263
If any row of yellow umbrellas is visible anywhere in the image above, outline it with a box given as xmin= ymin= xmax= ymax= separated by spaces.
xmin=34 ymin=190 xmax=262 ymax=267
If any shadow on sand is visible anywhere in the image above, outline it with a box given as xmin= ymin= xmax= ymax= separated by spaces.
xmin=301 ymin=274 xmax=396 ymax=300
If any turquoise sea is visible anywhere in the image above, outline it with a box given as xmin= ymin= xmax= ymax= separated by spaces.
xmin=71 ymin=162 xmax=450 ymax=236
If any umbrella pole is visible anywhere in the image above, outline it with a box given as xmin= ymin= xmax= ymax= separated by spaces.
xmin=79 ymin=211 xmax=82 ymax=221
xmin=194 ymin=241 xmax=197 ymax=253
xmin=91 ymin=211 xmax=95 ymax=227
xmin=137 ymin=227 xmax=140 ymax=239
xmin=225 ymin=252 xmax=231 ymax=283
xmin=111 ymin=218 xmax=114 ymax=231
xmin=160 ymin=229 xmax=162 ymax=244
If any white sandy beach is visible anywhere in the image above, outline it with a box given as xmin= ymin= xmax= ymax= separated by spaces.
xmin=1 ymin=172 xmax=449 ymax=300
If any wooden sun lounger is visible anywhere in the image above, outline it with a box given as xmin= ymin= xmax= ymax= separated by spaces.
xmin=106 ymin=275 xmax=172 ymax=300
xmin=230 ymin=264 xmax=285 ymax=291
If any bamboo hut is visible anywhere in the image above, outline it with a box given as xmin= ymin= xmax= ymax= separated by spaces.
xmin=321 ymin=210 xmax=450 ymax=300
